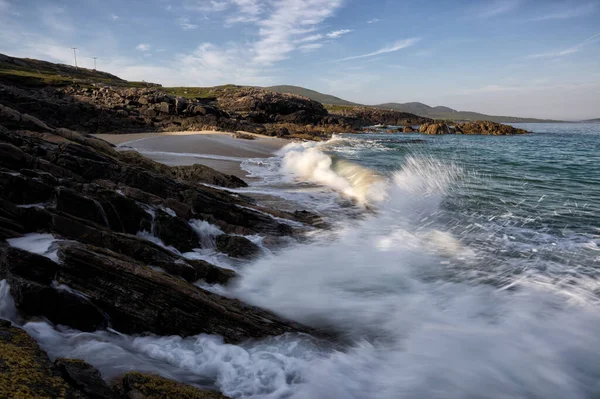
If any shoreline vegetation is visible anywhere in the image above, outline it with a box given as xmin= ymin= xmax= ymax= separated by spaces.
xmin=0 ymin=52 xmax=535 ymax=397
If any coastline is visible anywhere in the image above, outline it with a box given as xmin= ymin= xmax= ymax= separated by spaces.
xmin=95 ymin=130 xmax=289 ymax=178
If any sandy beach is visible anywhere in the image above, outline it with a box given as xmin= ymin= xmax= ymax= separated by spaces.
xmin=95 ymin=131 xmax=289 ymax=177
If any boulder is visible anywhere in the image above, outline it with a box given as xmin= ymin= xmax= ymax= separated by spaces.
xmin=403 ymin=126 xmax=415 ymax=133
xmin=456 ymin=120 xmax=529 ymax=135
xmin=216 ymin=234 xmax=261 ymax=259
xmin=418 ymin=122 xmax=455 ymax=135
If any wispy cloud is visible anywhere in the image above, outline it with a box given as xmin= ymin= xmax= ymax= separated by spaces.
xmin=136 ymin=43 xmax=151 ymax=51
xmin=530 ymin=2 xmax=597 ymax=21
xmin=335 ymin=38 xmax=420 ymax=62
xmin=299 ymin=43 xmax=323 ymax=52
xmin=327 ymin=29 xmax=352 ymax=38
xmin=252 ymin=0 xmax=344 ymax=64
xmin=527 ymin=32 xmax=600 ymax=58
xmin=179 ymin=17 xmax=199 ymax=30
xmin=110 ymin=14 xmax=119 ymax=21
xmin=185 ymin=0 xmax=229 ymax=12
xmin=225 ymin=0 xmax=263 ymax=24
xmin=367 ymin=18 xmax=380 ymax=24
xmin=475 ymin=0 xmax=521 ymax=18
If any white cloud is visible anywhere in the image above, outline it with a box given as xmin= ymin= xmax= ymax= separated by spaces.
xmin=299 ymin=43 xmax=323 ymax=52
xmin=179 ymin=17 xmax=199 ymax=30
xmin=335 ymin=38 xmax=420 ymax=62
xmin=111 ymin=14 xmax=119 ymax=21
xmin=531 ymin=2 xmax=597 ymax=21
xmin=475 ymin=0 xmax=521 ymax=18
xmin=252 ymin=0 xmax=344 ymax=65
xmin=366 ymin=18 xmax=380 ymax=24
xmin=186 ymin=0 xmax=229 ymax=12
xmin=136 ymin=43 xmax=151 ymax=51
xmin=327 ymin=29 xmax=352 ymax=38
xmin=527 ymin=32 xmax=600 ymax=59
xmin=296 ymin=34 xmax=324 ymax=43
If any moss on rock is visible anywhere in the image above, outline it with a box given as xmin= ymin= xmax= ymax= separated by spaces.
xmin=0 ymin=319 xmax=84 ymax=398
xmin=114 ymin=372 xmax=230 ymax=399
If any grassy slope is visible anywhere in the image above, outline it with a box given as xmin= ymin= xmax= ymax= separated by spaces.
xmin=163 ymin=84 xmax=245 ymax=99
xmin=264 ymin=85 xmax=358 ymax=106
xmin=0 ymin=53 xmax=149 ymax=87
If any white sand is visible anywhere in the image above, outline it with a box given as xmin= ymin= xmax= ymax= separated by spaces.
xmin=95 ymin=131 xmax=288 ymax=178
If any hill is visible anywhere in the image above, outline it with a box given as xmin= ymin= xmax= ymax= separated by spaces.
xmin=265 ymin=85 xmax=358 ymax=106
xmin=583 ymin=118 xmax=600 ymax=123
xmin=374 ymin=102 xmax=559 ymax=123
xmin=264 ymin=85 xmax=561 ymax=123
xmin=0 ymin=53 xmax=152 ymax=88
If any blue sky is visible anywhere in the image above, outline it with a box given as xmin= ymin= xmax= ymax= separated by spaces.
xmin=1 ymin=0 xmax=599 ymax=119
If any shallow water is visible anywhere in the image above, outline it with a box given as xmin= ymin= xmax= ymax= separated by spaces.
xmin=3 ymin=123 xmax=600 ymax=398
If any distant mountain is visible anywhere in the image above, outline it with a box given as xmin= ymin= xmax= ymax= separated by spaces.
xmin=583 ymin=118 xmax=600 ymax=123
xmin=265 ymin=85 xmax=358 ymax=106
xmin=264 ymin=85 xmax=562 ymax=123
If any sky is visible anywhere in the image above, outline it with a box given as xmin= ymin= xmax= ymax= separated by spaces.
xmin=0 ymin=0 xmax=599 ymax=120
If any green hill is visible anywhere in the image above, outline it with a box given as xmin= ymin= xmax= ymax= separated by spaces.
xmin=265 ymin=85 xmax=358 ymax=106
xmin=265 ymin=85 xmax=562 ymax=123
xmin=0 ymin=53 xmax=151 ymax=88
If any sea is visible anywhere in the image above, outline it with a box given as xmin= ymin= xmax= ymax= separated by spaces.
xmin=2 ymin=123 xmax=600 ymax=399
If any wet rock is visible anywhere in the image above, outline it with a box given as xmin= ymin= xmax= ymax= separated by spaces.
xmin=155 ymin=209 xmax=199 ymax=252
xmin=114 ymin=372 xmax=230 ymax=399
xmin=0 ymin=247 xmax=108 ymax=332
xmin=187 ymin=259 xmax=237 ymax=285
xmin=403 ymin=125 xmax=415 ymax=132
xmin=56 ymin=188 xmax=110 ymax=228
xmin=54 ymin=358 xmax=119 ymax=399
xmin=216 ymin=234 xmax=261 ymax=259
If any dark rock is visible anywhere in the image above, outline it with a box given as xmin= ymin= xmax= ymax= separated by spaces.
xmin=216 ymin=234 xmax=261 ymax=259
xmin=155 ymin=210 xmax=199 ymax=252
xmin=114 ymin=372 xmax=230 ymax=399
xmin=55 ymin=358 xmax=119 ymax=399
xmin=187 ymin=259 xmax=237 ymax=285
xmin=0 ymin=246 xmax=108 ymax=332
xmin=56 ymin=187 xmax=110 ymax=228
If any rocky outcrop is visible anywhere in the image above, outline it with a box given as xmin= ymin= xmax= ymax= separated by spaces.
xmin=114 ymin=372 xmax=230 ymax=399
xmin=328 ymin=106 xmax=432 ymax=127
xmin=0 ymin=104 xmax=322 ymax=343
xmin=418 ymin=122 xmax=455 ymax=135
xmin=418 ymin=120 xmax=530 ymax=135
xmin=403 ymin=126 xmax=416 ymax=133
xmin=118 ymin=150 xmax=247 ymax=188
xmin=455 ymin=120 xmax=530 ymax=135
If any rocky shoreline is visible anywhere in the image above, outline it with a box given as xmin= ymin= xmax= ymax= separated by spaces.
xmin=0 ymin=54 xmax=533 ymax=398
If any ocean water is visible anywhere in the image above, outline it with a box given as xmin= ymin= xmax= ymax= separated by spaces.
xmin=2 ymin=123 xmax=600 ymax=398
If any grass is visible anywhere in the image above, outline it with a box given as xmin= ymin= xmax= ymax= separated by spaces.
xmin=164 ymin=84 xmax=245 ymax=99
